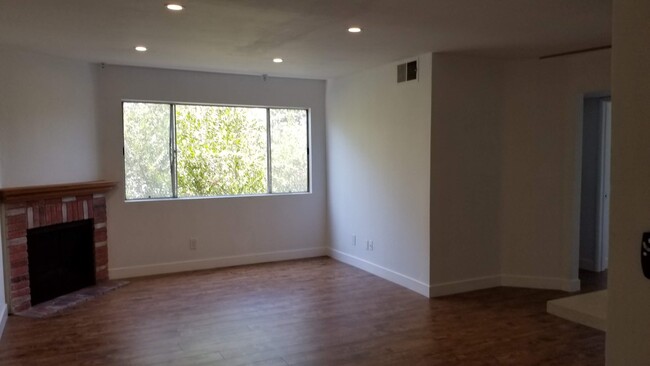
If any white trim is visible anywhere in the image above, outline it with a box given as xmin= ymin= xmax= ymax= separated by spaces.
xmin=327 ymin=249 xmax=429 ymax=297
xmin=502 ymin=274 xmax=581 ymax=292
xmin=429 ymin=276 xmax=502 ymax=297
xmin=110 ymin=246 xmax=582 ymax=296
xmin=0 ymin=303 xmax=7 ymax=340
xmin=109 ymin=247 xmax=328 ymax=279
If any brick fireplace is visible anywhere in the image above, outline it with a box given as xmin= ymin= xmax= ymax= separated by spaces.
xmin=0 ymin=181 xmax=116 ymax=313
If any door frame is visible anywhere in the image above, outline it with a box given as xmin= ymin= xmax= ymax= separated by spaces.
xmin=574 ymin=92 xmax=611 ymax=281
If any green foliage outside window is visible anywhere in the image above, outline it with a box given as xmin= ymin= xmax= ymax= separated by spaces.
xmin=123 ymin=102 xmax=172 ymax=199
xmin=176 ymin=105 xmax=267 ymax=197
xmin=123 ymin=102 xmax=309 ymax=200
xmin=271 ymin=109 xmax=308 ymax=193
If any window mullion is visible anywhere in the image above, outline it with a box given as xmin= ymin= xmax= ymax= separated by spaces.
xmin=306 ymin=109 xmax=311 ymax=193
xmin=266 ymin=108 xmax=272 ymax=194
xmin=170 ymin=104 xmax=178 ymax=198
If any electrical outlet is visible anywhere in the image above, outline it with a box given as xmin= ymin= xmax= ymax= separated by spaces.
xmin=189 ymin=238 xmax=198 ymax=251
xmin=366 ymin=240 xmax=374 ymax=251
xmin=353 ymin=234 xmax=357 ymax=246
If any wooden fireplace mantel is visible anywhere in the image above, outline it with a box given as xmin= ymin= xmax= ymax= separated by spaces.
xmin=0 ymin=181 xmax=117 ymax=203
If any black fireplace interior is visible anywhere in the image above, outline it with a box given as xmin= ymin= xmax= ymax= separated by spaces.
xmin=27 ymin=219 xmax=96 ymax=306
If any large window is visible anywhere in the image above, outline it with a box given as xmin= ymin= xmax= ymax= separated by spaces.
xmin=123 ymin=102 xmax=310 ymax=200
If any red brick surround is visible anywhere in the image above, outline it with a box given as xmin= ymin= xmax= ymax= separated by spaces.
xmin=2 ymin=182 xmax=115 ymax=313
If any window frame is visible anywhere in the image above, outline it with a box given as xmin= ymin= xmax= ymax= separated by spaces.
xmin=121 ymin=100 xmax=312 ymax=201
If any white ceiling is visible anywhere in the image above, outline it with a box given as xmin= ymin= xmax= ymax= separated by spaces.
xmin=0 ymin=0 xmax=612 ymax=79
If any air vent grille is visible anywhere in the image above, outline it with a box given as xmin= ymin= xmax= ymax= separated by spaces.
xmin=397 ymin=60 xmax=418 ymax=83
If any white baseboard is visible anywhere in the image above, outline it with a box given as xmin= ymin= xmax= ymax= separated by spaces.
xmin=502 ymin=274 xmax=581 ymax=292
xmin=429 ymin=276 xmax=502 ymax=297
xmin=0 ymin=303 xmax=7 ymax=340
xmin=327 ymin=249 xmax=581 ymax=297
xmin=327 ymin=249 xmax=429 ymax=297
xmin=109 ymin=247 xmax=328 ymax=279
xmin=429 ymin=275 xmax=578 ymax=298
xmin=109 ymin=246 xmax=581 ymax=297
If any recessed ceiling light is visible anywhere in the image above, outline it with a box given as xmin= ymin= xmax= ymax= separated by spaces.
xmin=273 ymin=58 xmax=283 ymax=63
xmin=135 ymin=46 xmax=148 ymax=52
xmin=348 ymin=27 xmax=362 ymax=33
xmin=166 ymin=3 xmax=184 ymax=11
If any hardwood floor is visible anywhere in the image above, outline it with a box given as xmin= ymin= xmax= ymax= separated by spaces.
xmin=0 ymin=258 xmax=604 ymax=365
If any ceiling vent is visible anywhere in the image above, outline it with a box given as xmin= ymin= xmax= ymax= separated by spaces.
xmin=397 ymin=60 xmax=418 ymax=83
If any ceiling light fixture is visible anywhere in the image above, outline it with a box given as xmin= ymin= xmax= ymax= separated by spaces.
xmin=166 ymin=3 xmax=184 ymax=11
xmin=273 ymin=58 xmax=284 ymax=63
xmin=348 ymin=27 xmax=362 ymax=33
xmin=135 ymin=46 xmax=148 ymax=52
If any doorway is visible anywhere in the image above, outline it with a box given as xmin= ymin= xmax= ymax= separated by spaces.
xmin=578 ymin=96 xmax=611 ymax=290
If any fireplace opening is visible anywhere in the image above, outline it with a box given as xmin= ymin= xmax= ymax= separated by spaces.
xmin=27 ymin=219 xmax=96 ymax=306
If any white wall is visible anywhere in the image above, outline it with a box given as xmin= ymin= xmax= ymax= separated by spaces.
xmin=499 ymin=50 xmax=611 ymax=290
xmin=0 ymin=46 xmax=100 ymax=187
xmin=326 ymin=51 xmax=610 ymax=297
xmin=427 ymin=51 xmax=610 ymax=294
xmin=97 ymin=65 xmax=328 ymax=277
xmin=326 ymin=54 xmax=432 ymax=296
xmin=607 ymin=0 xmax=650 ymax=363
xmin=0 ymin=46 xmax=101 ymax=337
xmin=429 ymin=55 xmax=504 ymax=295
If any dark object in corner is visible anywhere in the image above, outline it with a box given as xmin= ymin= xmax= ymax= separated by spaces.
xmin=642 ymin=232 xmax=650 ymax=279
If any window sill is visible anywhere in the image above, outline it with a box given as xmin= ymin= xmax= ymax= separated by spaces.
xmin=124 ymin=191 xmax=312 ymax=203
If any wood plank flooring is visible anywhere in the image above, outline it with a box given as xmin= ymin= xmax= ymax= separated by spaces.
xmin=0 ymin=257 xmax=604 ymax=365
